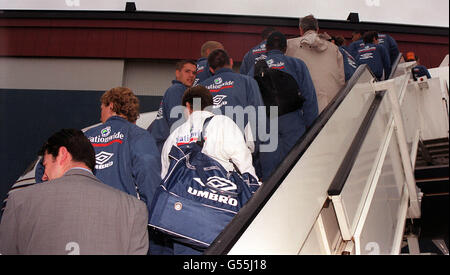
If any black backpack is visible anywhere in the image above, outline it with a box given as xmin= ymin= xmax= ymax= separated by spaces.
xmin=254 ymin=59 xmax=305 ymax=117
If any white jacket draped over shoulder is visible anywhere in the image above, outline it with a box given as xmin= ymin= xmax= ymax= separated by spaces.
xmin=161 ymin=110 xmax=257 ymax=180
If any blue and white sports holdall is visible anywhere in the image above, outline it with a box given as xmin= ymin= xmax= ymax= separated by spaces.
xmin=148 ymin=120 xmax=260 ymax=250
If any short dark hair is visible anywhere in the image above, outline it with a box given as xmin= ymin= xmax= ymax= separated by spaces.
xmin=175 ymin=59 xmax=197 ymax=71
xmin=182 ymin=85 xmax=214 ymax=111
xmin=363 ymin=31 xmax=379 ymax=44
xmin=352 ymin=29 xmax=365 ymax=36
xmin=333 ymin=35 xmax=345 ymax=47
xmin=39 ymin=128 xmax=96 ymax=172
xmin=207 ymin=49 xmax=230 ymax=70
xmin=300 ymin=15 xmax=319 ymax=32
xmin=266 ymin=31 xmax=287 ymax=52
xmin=261 ymin=27 xmax=277 ymax=40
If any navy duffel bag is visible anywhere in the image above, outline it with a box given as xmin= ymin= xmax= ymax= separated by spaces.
xmin=148 ymin=124 xmax=260 ymax=250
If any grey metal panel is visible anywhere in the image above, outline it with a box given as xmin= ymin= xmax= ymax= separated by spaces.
xmin=122 ymin=60 xmax=175 ymax=96
xmin=0 ymin=57 xmax=124 ymax=91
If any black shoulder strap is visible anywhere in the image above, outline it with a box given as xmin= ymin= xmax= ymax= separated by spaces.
xmin=411 ymin=67 xmax=418 ymax=81
xmin=196 ymin=115 xmax=242 ymax=175
xmin=254 ymin=59 xmax=269 ymax=77
xmin=197 ymin=116 xmax=214 ymax=147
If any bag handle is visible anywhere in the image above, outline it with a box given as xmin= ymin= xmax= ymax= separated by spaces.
xmin=192 ymin=115 xmax=214 ymax=186
xmin=196 ymin=115 xmax=214 ymax=147
xmin=193 ymin=115 xmax=243 ymax=194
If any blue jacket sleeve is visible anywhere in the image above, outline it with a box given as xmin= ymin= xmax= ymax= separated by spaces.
xmin=148 ymin=99 xmax=170 ymax=153
xmin=247 ymin=77 xmax=264 ymax=106
xmin=386 ymin=35 xmax=400 ymax=66
xmin=35 ymin=158 xmax=45 ymax=183
xmin=294 ymin=60 xmax=319 ymax=127
xmin=339 ymin=47 xmax=357 ymax=81
xmin=424 ymin=67 xmax=432 ymax=79
xmin=348 ymin=40 xmax=363 ymax=58
xmin=130 ymin=130 xmax=162 ymax=211
xmin=240 ymin=51 xmax=252 ymax=75
xmin=379 ymin=45 xmax=391 ymax=79
xmin=246 ymin=77 xmax=265 ymax=148
xmin=247 ymin=65 xmax=255 ymax=77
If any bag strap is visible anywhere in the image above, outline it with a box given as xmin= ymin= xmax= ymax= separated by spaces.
xmin=254 ymin=59 xmax=269 ymax=78
xmin=197 ymin=115 xmax=214 ymax=147
xmin=411 ymin=67 xmax=418 ymax=81
xmin=192 ymin=115 xmax=214 ymax=185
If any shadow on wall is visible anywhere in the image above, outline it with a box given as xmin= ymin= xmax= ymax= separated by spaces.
xmin=0 ymin=89 xmax=161 ymax=205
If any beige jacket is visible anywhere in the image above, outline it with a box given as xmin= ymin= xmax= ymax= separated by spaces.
xmin=286 ymin=30 xmax=345 ymax=112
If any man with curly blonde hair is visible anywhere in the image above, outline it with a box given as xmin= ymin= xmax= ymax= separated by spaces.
xmin=84 ymin=87 xmax=161 ymax=254
xmin=100 ymin=87 xmax=140 ymax=123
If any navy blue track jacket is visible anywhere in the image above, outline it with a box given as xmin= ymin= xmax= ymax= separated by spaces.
xmin=34 ymin=117 xmax=161 ymax=221
xmin=34 ymin=117 xmax=162 ymax=216
xmin=348 ymin=39 xmax=365 ymax=58
xmin=377 ymin=33 xmax=400 ymax=66
xmin=356 ymin=43 xmax=391 ymax=80
xmin=412 ymin=65 xmax=432 ymax=80
xmin=199 ymin=68 xmax=265 ymax=137
xmin=148 ymin=80 xmax=188 ymax=152
xmin=349 ymin=33 xmax=399 ymax=68
xmin=339 ymin=46 xmax=357 ymax=81
xmin=194 ymin=57 xmax=212 ymax=86
xmin=84 ymin=116 xmax=162 ymax=217
xmin=248 ymin=49 xmax=319 ymax=180
xmin=239 ymin=40 xmax=268 ymax=75
xmin=199 ymin=68 xmax=265 ymax=177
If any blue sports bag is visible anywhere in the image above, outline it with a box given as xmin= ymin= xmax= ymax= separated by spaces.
xmin=148 ymin=116 xmax=260 ymax=250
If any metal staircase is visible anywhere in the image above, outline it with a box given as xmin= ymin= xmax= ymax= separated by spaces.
xmin=205 ymin=56 xmax=449 ymax=255
xmin=406 ymin=137 xmax=449 ymax=254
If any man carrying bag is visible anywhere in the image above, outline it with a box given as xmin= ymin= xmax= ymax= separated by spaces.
xmin=149 ymin=85 xmax=261 ymax=255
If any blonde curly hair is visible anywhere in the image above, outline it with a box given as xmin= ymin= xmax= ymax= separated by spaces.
xmin=101 ymin=87 xmax=140 ymax=123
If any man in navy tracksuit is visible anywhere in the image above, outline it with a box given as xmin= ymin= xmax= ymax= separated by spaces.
xmin=83 ymin=87 xmax=163 ymax=254
xmin=331 ymin=36 xmax=357 ymax=81
xmin=148 ymin=60 xmax=197 ymax=152
xmin=356 ymin=31 xmax=391 ymax=81
xmin=35 ymin=88 xmax=161 ymax=203
xmin=405 ymin=51 xmax=432 ymax=80
xmin=248 ymin=32 xmax=319 ymax=181
xmin=199 ymin=49 xmax=265 ymax=178
xmin=194 ymin=41 xmax=224 ymax=86
xmin=33 ymin=87 xmax=163 ymax=253
xmin=348 ymin=38 xmax=365 ymax=58
xmin=339 ymin=46 xmax=357 ymax=81
xmin=377 ymin=33 xmax=400 ymax=66
xmin=83 ymin=87 xmax=161 ymax=211
xmin=412 ymin=65 xmax=432 ymax=80
xmin=239 ymin=27 xmax=277 ymax=75
xmin=349 ymin=32 xmax=399 ymax=69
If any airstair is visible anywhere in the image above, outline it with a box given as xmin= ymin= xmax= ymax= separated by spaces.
xmin=8 ymin=54 xmax=449 ymax=255
xmin=203 ymin=55 xmax=449 ymax=255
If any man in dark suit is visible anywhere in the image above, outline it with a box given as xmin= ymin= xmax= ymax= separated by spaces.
xmin=0 ymin=129 xmax=149 ymax=255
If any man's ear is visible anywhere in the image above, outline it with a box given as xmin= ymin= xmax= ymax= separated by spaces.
xmin=108 ymin=102 xmax=114 ymax=112
xmin=185 ymin=102 xmax=193 ymax=114
xmin=229 ymin=58 xmax=234 ymax=68
xmin=57 ymin=146 xmax=71 ymax=165
xmin=175 ymin=69 xmax=181 ymax=80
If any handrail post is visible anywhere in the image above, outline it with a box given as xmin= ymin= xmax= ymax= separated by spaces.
xmin=372 ymin=77 xmax=422 ymax=219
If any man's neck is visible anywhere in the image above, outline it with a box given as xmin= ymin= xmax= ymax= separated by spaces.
xmin=66 ymin=162 xmax=92 ymax=174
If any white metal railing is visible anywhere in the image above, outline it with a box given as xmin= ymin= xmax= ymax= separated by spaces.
xmin=223 ymin=61 xmax=448 ymax=255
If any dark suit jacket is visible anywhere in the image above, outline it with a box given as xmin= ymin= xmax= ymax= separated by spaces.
xmin=0 ymin=168 xmax=148 ymax=255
